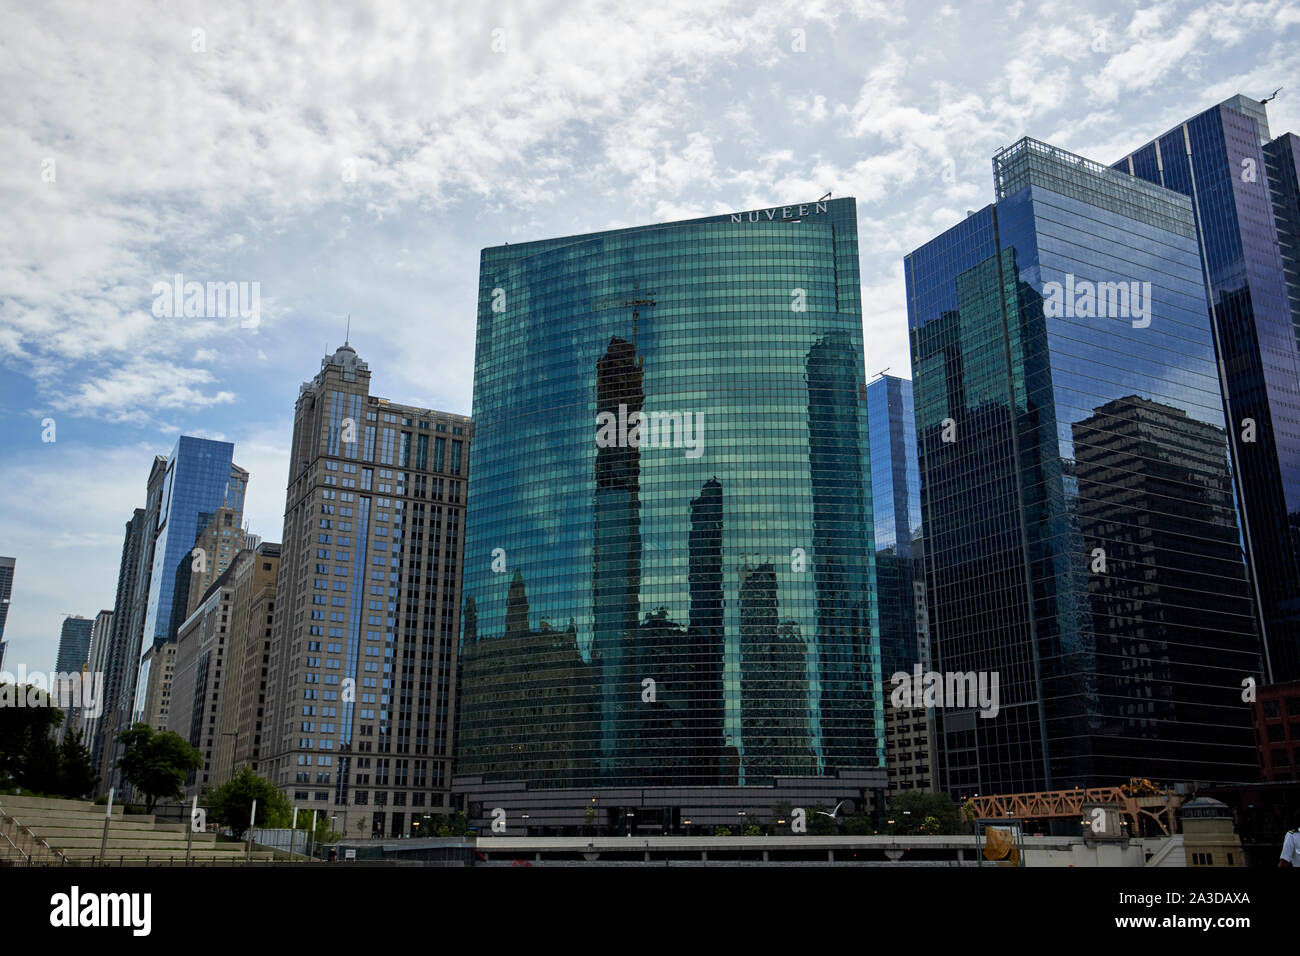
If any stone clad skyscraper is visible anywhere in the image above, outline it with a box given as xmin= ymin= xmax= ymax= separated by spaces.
xmin=263 ymin=343 xmax=471 ymax=838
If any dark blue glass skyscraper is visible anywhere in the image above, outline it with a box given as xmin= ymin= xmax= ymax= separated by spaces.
xmin=1113 ymin=95 xmax=1300 ymax=683
xmin=456 ymin=199 xmax=884 ymax=829
xmin=906 ymin=138 xmax=1262 ymax=795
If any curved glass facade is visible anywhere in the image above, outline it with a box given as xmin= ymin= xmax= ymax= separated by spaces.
xmin=458 ymin=199 xmax=882 ymax=790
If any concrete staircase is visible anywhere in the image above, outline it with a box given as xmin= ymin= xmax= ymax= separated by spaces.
xmin=0 ymin=794 xmax=277 ymax=866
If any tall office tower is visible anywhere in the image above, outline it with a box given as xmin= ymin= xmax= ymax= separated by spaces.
xmin=137 ymin=643 xmax=175 ymax=729
xmin=0 ymin=556 xmax=14 ymax=672
xmin=906 ymin=138 xmax=1263 ymax=797
xmin=53 ymin=615 xmax=94 ymax=741
xmin=132 ymin=440 xmax=245 ymax=723
xmin=170 ymin=569 xmax=234 ymax=795
xmin=54 ymin=615 xmax=94 ymax=674
xmin=866 ymin=374 xmax=934 ymax=793
xmin=172 ymin=542 xmax=280 ymax=797
xmin=79 ymin=609 xmax=114 ymax=752
xmin=183 ymin=506 xmax=249 ymax=618
xmin=94 ymin=509 xmax=148 ymax=792
xmin=455 ymin=199 xmax=884 ymax=834
xmin=102 ymin=461 xmax=168 ymax=795
xmin=263 ymin=343 xmax=471 ymax=839
xmin=1113 ymin=95 xmax=1300 ymax=683
xmin=224 ymin=542 xmax=278 ymax=779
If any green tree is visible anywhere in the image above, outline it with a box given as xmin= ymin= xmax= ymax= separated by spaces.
xmin=840 ymin=811 xmax=875 ymax=835
xmin=0 ymin=684 xmax=64 ymax=791
xmin=885 ymin=790 xmax=961 ymax=835
xmin=435 ymin=811 xmax=470 ymax=837
xmin=115 ymin=723 xmax=202 ymax=813
xmin=56 ymin=729 xmax=100 ymax=797
xmin=203 ymin=765 xmax=293 ymax=840
xmin=289 ymin=813 xmax=341 ymax=845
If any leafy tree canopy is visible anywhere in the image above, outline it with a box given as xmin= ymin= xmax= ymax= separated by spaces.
xmin=202 ymin=765 xmax=293 ymax=841
xmin=115 ymin=723 xmax=202 ymax=813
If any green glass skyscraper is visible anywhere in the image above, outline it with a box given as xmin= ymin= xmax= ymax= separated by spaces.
xmin=456 ymin=199 xmax=884 ymax=832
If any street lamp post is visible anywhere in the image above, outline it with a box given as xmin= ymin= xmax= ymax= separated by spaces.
xmin=220 ymin=731 xmax=239 ymax=782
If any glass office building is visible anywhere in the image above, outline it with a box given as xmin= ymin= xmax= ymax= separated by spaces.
xmin=905 ymin=138 xmax=1263 ymax=795
xmin=54 ymin=615 xmax=94 ymax=674
xmin=133 ymin=436 xmax=243 ymax=721
xmin=457 ymin=199 xmax=882 ymax=822
xmin=1113 ymin=95 xmax=1300 ymax=684
xmin=866 ymin=374 xmax=928 ymax=678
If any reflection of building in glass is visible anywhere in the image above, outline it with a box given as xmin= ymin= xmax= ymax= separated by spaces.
xmin=866 ymin=374 xmax=934 ymax=792
xmin=1114 ymin=95 xmax=1300 ymax=684
xmin=686 ymin=478 xmax=726 ymax=784
xmin=907 ymin=138 xmax=1262 ymax=797
xmin=457 ymin=200 xmax=884 ymax=828
xmin=1074 ymin=396 xmax=1253 ymax=753
xmin=739 ymin=563 xmax=815 ymax=779
xmin=132 ymin=437 xmax=244 ymax=724
xmin=806 ymin=332 xmax=877 ymax=769
xmin=592 ymin=336 xmax=643 ymax=784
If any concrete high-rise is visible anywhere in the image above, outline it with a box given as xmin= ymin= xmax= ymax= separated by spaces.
xmin=455 ymin=199 xmax=885 ymax=833
xmin=0 ymin=556 xmax=14 ymax=672
xmin=906 ymin=138 xmax=1263 ymax=796
xmin=170 ymin=541 xmax=279 ymax=797
xmin=1113 ymin=95 xmax=1300 ymax=683
xmin=79 ymin=609 xmax=114 ymax=753
xmin=263 ymin=343 xmax=471 ymax=838
xmin=181 ymin=505 xmax=251 ymax=622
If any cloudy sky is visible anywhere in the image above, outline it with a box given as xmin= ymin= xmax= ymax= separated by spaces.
xmin=1 ymin=0 xmax=1297 ymax=673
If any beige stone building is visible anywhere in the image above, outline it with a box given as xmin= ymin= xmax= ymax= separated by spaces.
xmin=263 ymin=342 xmax=470 ymax=839
xmin=137 ymin=643 xmax=175 ymax=730
xmin=884 ymin=705 xmax=935 ymax=794
xmin=1181 ymin=796 xmax=1246 ymax=867
xmin=184 ymin=503 xmax=252 ymax=618
xmin=169 ymin=542 xmax=280 ymax=798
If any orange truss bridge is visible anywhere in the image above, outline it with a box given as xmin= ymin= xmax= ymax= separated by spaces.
xmin=965 ymin=781 xmax=1185 ymax=835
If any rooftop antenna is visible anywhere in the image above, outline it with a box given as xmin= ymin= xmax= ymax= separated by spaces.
xmin=1261 ymin=87 xmax=1283 ymax=104
xmin=345 ymin=314 xmax=351 ymax=346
